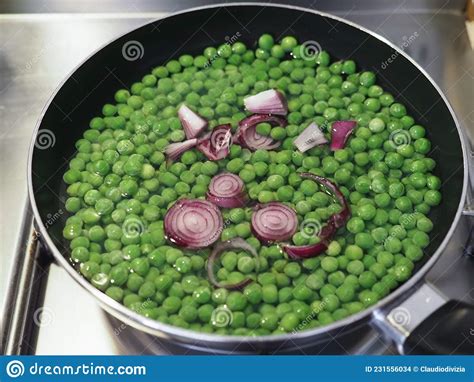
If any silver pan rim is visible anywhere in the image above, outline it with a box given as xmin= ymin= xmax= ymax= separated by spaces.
xmin=27 ymin=2 xmax=469 ymax=348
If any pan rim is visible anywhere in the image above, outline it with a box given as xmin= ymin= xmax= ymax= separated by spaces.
xmin=27 ymin=2 xmax=469 ymax=348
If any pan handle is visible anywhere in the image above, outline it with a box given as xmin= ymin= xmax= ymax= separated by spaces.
xmin=1 ymin=204 xmax=54 ymax=355
xmin=372 ymin=283 xmax=474 ymax=354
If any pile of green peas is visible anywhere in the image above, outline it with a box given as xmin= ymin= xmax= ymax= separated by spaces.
xmin=62 ymin=33 xmax=442 ymax=335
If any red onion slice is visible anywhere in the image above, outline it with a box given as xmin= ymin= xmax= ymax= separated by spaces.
xmin=244 ymin=89 xmax=288 ymax=116
xmin=299 ymin=172 xmax=350 ymax=225
xmin=207 ymin=238 xmax=259 ymax=290
xmin=330 ymin=120 xmax=357 ymax=151
xmin=196 ymin=124 xmax=232 ymax=160
xmin=178 ymin=104 xmax=208 ymax=139
xmin=285 ymin=241 xmax=329 ymax=260
xmin=164 ymin=138 xmax=198 ymax=161
xmin=251 ymin=202 xmax=298 ymax=243
xmin=293 ymin=122 xmax=328 ymax=153
xmin=206 ymin=194 xmax=248 ymax=209
xmin=207 ymin=173 xmax=247 ymax=208
xmin=283 ymin=173 xmax=351 ymax=259
xmin=235 ymin=114 xmax=287 ymax=151
xmin=285 ymin=217 xmax=339 ymax=259
xmin=238 ymin=114 xmax=288 ymax=130
xmin=164 ymin=199 xmax=223 ymax=249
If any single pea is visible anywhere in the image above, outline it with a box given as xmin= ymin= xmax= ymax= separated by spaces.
xmin=389 ymin=103 xmax=407 ymax=118
xmin=321 ymin=257 xmax=338 ymax=272
xmin=368 ymin=117 xmax=385 ymax=133
xmin=226 ymin=291 xmax=247 ymax=310
xmin=244 ymin=284 xmax=263 ymax=305
xmin=344 ymin=245 xmax=364 ymax=260
xmin=359 ymin=271 xmax=377 ymax=288
xmin=163 ymin=296 xmax=181 ymax=314
xmin=270 ymin=126 xmax=287 ymax=141
xmin=258 ymin=190 xmax=275 ymax=203
xmin=276 ymin=185 xmax=294 ymax=202
xmin=360 ymin=71 xmax=376 ymax=87
xmin=284 ymin=262 xmax=301 ymax=278
xmin=267 ymin=174 xmax=284 ymax=190
xmin=262 ymin=284 xmax=279 ymax=304
xmin=106 ymin=286 xmax=124 ymax=302
xmin=359 ymin=290 xmax=379 ymax=307
xmin=384 ymin=236 xmax=403 ymax=253
xmin=226 ymin=158 xmax=245 ymax=173
xmin=281 ymin=36 xmax=298 ymax=52
xmin=258 ymin=34 xmax=274 ymax=50
xmin=335 ymin=284 xmax=355 ymax=303
xmin=280 ymin=312 xmax=299 ymax=331
xmin=424 ymin=190 xmax=442 ymax=206
xmin=193 ymin=286 xmax=211 ymax=304
xmin=256 ymin=122 xmax=272 ymax=136
xmin=357 ymin=204 xmax=377 ymax=221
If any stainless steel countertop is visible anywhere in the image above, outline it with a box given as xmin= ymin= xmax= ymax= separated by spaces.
xmin=0 ymin=5 xmax=473 ymax=354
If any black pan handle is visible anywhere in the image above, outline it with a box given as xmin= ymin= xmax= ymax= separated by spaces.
xmin=373 ymin=283 xmax=474 ymax=355
xmin=403 ymin=300 xmax=474 ymax=354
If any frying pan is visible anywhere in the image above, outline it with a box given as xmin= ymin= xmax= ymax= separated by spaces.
xmin=27 ymin=3 xmax=473 ymax=354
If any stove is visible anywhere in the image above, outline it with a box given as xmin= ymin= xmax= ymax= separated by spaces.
xmin=1 ymin=2 xmax=473 ymax=355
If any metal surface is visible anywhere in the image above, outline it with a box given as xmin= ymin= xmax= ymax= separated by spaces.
xmin=0 ymin=0 xmax=467 ymax=14
xmin=1 ymin=205 xmax=51 ymax=355
xmin=373 ymin=283 xmax=447 ymax=354
xmin=0 ymin=13 xmax=166 ymax=347
xmin=27 ymin=3 xmax=469 ymax=353
xmin=1 ymin=2 xmax=473 ymax=355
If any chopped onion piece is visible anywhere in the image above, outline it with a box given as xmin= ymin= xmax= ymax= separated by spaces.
xmin=251 ymin=202 xmax=298 ymax=243
xmin=164 ymin=138 xmax=198 ymax=161
xmin=244 ymin=89 xmax=288 ymax=116
xmin=293 ymin=122 xmax=328 ymax=152
xmin=207 ymin=238 xmax=259 ymax=290
xmin=197 ymin=124 xmax=232 ymax=160
xmin=234 ymin=114 xmax=287 ymax=151
xmin=330 ymin=120 xmax=357 ymax=151
xmin=164 ymin=199 xmax=223 ymax=249
xmin=178 ymin=104 xmax=208 ymax=139
xmin=207 ymin=173 xmax=247 ymax=208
